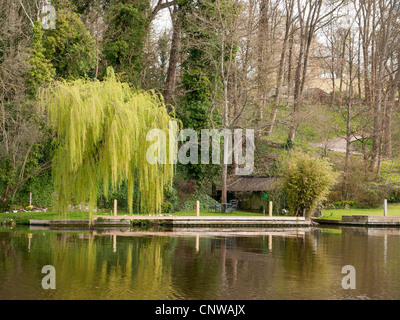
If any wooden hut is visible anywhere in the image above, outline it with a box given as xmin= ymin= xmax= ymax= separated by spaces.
xmin=216 ymin=176 xmax=284 ymax=213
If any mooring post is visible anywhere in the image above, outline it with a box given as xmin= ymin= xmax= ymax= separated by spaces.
xmin=113 ymin=234 xmax=117 ymax=252
xmin=269 ymin=234 xmax=272 ymax=251
xmin=269 ymin=201 xmax=273 ymax=217
xmin=196 ymin=200 xmax=200 ymax=217
xmin=113 ymin=199 xmax=117 ymax=217
xmin=384 ymin=199 xmax=387 ymax=217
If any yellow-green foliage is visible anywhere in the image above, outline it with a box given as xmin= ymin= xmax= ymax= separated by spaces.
xmin=39 ymin=68 xmax=175 ymax=217
xmin=283 ymin=152 xmax=338 ymax=216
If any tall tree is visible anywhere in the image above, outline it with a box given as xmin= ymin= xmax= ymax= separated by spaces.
xmin=180 ymin=0 xmax=243 ymax=203
xmin=0 ymin=1 xmax=53 ymax=210
xmin=287 ymin=0 xmax=344 ymax=145
xmin=103 ymin=0 xmax=152 ymax=85
xmin=265 ymin=0 xmax=295 ymax=137
xmin=40 ymin=68 xmax=175 ymax=216
xmin=163 ymin=2 xmax=182 ymax=106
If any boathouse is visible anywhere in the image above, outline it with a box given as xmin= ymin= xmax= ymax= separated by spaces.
xmin=216 ymin=176 xmax=284 ymax=213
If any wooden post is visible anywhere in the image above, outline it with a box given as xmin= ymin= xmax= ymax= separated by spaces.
xmin=29 ymin=192 xmax=32 ymax=206
xmin=269 ymin=201 xmax=273 ymax=217
xmin=113 ymin=199 xmax=117 ymax=217
xmin=27 ymin=233 xmax=32 ymax=251
xmin=196 ymin=200 xmax=200 ymax=217
xmin=384 ymin=199 xmax=387 ymax=217
xmin=268 ymin=234 xmax=272 ymax=251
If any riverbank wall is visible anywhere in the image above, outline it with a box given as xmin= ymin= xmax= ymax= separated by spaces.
xmin=29 ymin=216 xmax=311 ymax=229
xmin=314 ymin=215 xmax=400 ymax=226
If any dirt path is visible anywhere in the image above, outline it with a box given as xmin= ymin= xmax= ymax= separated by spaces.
xmin=312 ymin=135 xmax=363 ymax=155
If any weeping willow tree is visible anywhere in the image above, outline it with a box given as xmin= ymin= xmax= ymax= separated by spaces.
xmin=39 ymin=68 xmax=176 ymax=217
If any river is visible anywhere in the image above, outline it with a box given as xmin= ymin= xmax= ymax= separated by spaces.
xmin=1 ymin=226 xmax=399 ymax=300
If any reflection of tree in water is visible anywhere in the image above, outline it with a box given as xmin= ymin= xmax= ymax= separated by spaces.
xmin=0 ymin=231 xmax=179 ymax=299
xmin=2 ymin=228 xmax=400 ymax=299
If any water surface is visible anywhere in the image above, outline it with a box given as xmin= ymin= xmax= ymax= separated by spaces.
xmin=1 ymin=226 xmax=399 ymax=300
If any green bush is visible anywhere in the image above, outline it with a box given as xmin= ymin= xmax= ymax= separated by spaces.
xmin=388 ymin=189 xmax=400 ymax=203
xmin=97 ymin=182 xmax=179 ymax=214
xmin=162 ymin=202 xmax=174 ymax=213
xmin=97 ymin=179 xmax=144 ymax=213
xmin=15 ymin=171 xmax=55 ymax=209
xmin=333 ymin=200 xmax=359 ymax=209
xmin=181 ymin=192 xmax=220 ymax=211
xmin=164 ymin=186 xmax=179 ymax=212
xmin=283 ymin=152 xmax=338 ymax=216
xmin=356 ymin=182 xmax=390 ymax=208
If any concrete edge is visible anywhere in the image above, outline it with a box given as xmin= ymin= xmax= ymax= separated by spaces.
xmin=314 ymin=216 xmax=400 ymax=227
xmin=29 ymin=217 xmax=312 ymax=228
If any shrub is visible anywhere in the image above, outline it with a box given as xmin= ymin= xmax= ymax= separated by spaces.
xmin=388 ymin=188 xmax=400 ymax=203
xmin=356 ymin=182 xmax=390 ymax=208
xmin=333 ymin=200 xmax=358 ymax=209
xmin=164 ymin=187 xmax=179 ymax=212
xmin=162 ymin=202 xmax=174 ymax=213
xmin=283 ymin=152 xmax=338 ymax=216
xmin=16 ymin=171 xmax=55 ymax=209
xmin=181 ymin=192 xmax=220 ymax=211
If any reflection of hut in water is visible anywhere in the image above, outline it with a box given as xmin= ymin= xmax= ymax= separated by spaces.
xmin=216 ymin=176 xmax=284 ymax=214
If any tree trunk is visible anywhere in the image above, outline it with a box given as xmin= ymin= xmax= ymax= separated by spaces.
xmin=383 ymin=61 xmax=400 ymax=157
xmin=256 ymin=0 xmax=269 ymax=138
xmin=164 ymin=5 xmax=181 ymax=107
xmin=288 ymin=28 xmax=305 ymax=144
xmin=266 ymin=0 xmax=293 ymax=137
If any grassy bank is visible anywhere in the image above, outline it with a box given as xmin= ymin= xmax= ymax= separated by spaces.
xmin=320 ymin=204 xmax=400 ymax=220
xmin=0 ymin=211 xmax=90 ymax=225
xmin=0 ymin=209 xmax=266 ymax=225
xmin=3 ymin=205 xmax=399 ymax=225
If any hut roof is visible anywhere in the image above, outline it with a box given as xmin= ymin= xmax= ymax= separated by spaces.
xmin=219 ymin=176 xmax=280 ymax=192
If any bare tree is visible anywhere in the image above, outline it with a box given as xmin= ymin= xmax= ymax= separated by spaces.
xmin=0 ymin=0 xmax=51 ymax=210
xmin=163 ymin=2 xmax=181 ymax=106
xmin=265 ymin=0 xmax=296 ymax=137
xmin=287 ymin=0 xmax=344 ymax=144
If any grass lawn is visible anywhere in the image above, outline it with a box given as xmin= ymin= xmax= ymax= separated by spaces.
xmin=0 ymin=211 xmax=91 ymax=224
xmin=4 ymin=205 xmax=399 ymax=224
xmin=0 ymin=209 xmax=265 ymax=224
xmin=162 ymin=210 xmax=265 ymax=217
xmin=97 ymin=210 xmax=265 ymax=217
xmin=320 ymin=204 xmax=400 ymax=220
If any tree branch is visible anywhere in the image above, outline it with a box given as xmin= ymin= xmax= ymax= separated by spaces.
xmin=19 ymin=0 xmax=34 ymax=27
xmin=152 ymin=0 xmax=175 ymax=19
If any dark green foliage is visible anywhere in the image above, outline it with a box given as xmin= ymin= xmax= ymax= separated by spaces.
xmin=176 ymin=68 xmax=221 ymax=182
xmin=42 ymin=9 xmax=97 ymax=79
xmin=175 ymin=0 xmax=224 ymax=184
xmin=16 ymin=172 xmax=55 ymax=209
xmin=388 ymin=188 xmax=400 ymax=203
xmin=14 ymin=138 xmax=58 ymax=209
xmin=103 ymin=0 xmax=151 ymax=85
xmin=181 ymin=191 xmax=220 ymax=211
xmin=163 ymin=187 xmax=179 ymax=213
xmin=355 ymin=182 xmax=391 ymax=208
xmin=97 ymin=181 xmax=135 ymax=213
xmin=26 ymin=22 xmax=54 ymax=96
xmin=97 ymin=177 xmax=169 ymax=214
xmin=332 ymin=200 xmax=358 ymax=209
